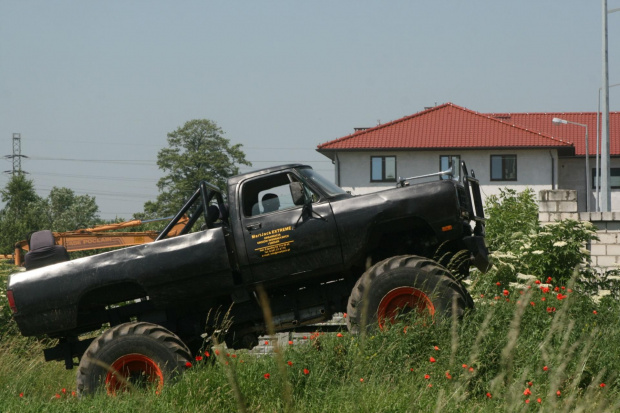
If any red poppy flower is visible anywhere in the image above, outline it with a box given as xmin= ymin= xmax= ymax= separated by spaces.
xmin=541 ymin=297 xmax=546 ymax=301
xmin=503 ymin=289 xmax=509 ymax=296
xmin=537 ymin=398 xmax=542 ymax=403
xmin=535 ymin=280 xmax=541 ymax=285
xmin=288 ymin=340 xmax=293 ymax=345
xmin=547 ymin=307 xmax=556 ymax=313
xmin=232 ymin=354 xmax=237 ymax=358
xmin=303 ymin=336 xmax=308 ymax=339
xmin=337 ymin=333 xmax=343 ymax=337
xmin=547 ymin=277 xmax=553 ymax=282
xmin=287 ymin=361 xmax=293 ymax=367
xmin=55 ymin=394 xmax=61 ymax=399
xmin=554 ymin=286 xmax=560 ymax=292
xmin=543 ymin=366 xmax=549 ymax=371
xmin=556 ymin=390 xmax=561 ymax=397
xmin=185 ymin=362 xmax=192 ymax=368
xmin=600 ymin=383 xmax=606 ymax=388
xmin=195 ymin=355 xmax=203 ymax=361
xmin=567 ymin=289 xmax=573 ymax=293
xmin=523 ymin=388 xmax=532 ymax=396
xmin=445 ymin=371 xmax=452 ymax=379
xmin=304 ymin=368 xmax=310 ymax=375
xmin=541 ymin=287 xmax=550 ymax=293
xmin=424 ymin=374 xmax=430 ymax=379
xmin=528 ymin=381 xmax=533 ymax=387
xmin=205 ymin=351 xmax=210 ymax=357
xmin=19 ymin=393 xmax=23 ymax=398
xmin=215 ymin=349 xmax=220 ymax=356
xmin=525 ymin=399 xmax=530 ymax=404
xmin=593 ymin=310 xmax=598 ymax=315
xmin=61 ymin=388 xmax=66 ymax=394
xmin=264 ymin=341 xmax=269 ymax=345
xmin=530 ymin=302 xmax=535 ymax=306
xmin=462 ymin=364 xmax=468 ymax=368
xmin=557 ymin=294 xmax=567 ymax=300
xmin=434 ymin=346 xmax=440 ymax=350
xmin=264 ymin=373 xmax=270 ymax=379
xmin=360 ymin=378 xmax=364 ymax=382
xmin=71 ymin=391 xmax=76 ymax=397
xmin=496 ymin=282 xmax=501 ymax=286
xmin=429 ymin=357 xmax=436 ymax=363
xmin=468 ymin=367 xmax=474 ymax=372
xmin=486 ymin=392 xmax=492 ymax=399
xmin=343 ymin=313 xmax=347 ymax=318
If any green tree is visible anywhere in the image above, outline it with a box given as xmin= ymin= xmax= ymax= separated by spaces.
xmin=144 ymin=119 xmax=251 ymax=216
xmin=0 ymin=176 xmax=101 ymax=254
xmin=42 ymin=187 xmax=100 ymax=231
xmin=0 ymin=175 xmax=45 ymax=253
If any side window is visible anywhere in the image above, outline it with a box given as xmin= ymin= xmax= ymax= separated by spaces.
xmin=371 ymin=156 xmax=396 ymax=182
xmin=593 ymin=168 xmax=620 ymax=188
xmin=490 ymin=155 xmax=517 ymax=181
xmin=241 ymin=172 xmax=318 ymax=217
xmin=439 ymin=155 xmax=460 ymax=180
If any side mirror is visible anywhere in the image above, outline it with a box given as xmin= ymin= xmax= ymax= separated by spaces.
xmin=289 ymin=182 xmax=306 ymax=206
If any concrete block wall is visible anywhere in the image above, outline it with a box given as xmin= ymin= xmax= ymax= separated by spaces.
xmin=539 ymin=189 xmax=619 ymax=268
xmin=250 ymin=313 xmax=346 ymax=355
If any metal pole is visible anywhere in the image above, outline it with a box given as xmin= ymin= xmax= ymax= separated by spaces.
xmin=602 ymin=0 xmax=613 ymax=211
xmin=585 ymin=125 xmax=591 ymax=212
xmin=597 ymin=89 xmax=601 ymax=211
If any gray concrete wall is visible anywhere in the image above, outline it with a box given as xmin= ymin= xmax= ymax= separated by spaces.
xmin=539 ymin=189 xmax=619 ymax=268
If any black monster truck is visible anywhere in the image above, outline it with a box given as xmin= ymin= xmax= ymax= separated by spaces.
xmin=6 ymin=162 xmax=488 ymax=395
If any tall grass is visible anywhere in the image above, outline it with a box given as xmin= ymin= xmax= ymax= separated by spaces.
xmin=1 ymin=268 xmax=619 ymax=412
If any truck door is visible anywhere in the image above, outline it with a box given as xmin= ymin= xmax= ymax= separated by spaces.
xmin=239 ymin=171 xmax=343 ymax=283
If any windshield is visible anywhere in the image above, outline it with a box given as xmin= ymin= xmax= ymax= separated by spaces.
xmin=297 ymin=167 xmax=347 ymax=197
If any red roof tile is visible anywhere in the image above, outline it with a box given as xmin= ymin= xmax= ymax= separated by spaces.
xmin=317 ymin=103 xmax=573 ymax=154
xmin=486 ymin=111 xmax=620 ymax=156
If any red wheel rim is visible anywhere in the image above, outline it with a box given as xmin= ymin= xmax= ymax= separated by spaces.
xmin=105 ymin=354 xmax=164 ymax=395
xmin=377 ymin=287 xmax=435 ymax=328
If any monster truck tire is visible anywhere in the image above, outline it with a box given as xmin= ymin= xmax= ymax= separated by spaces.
xmin=346 ymin=255 xmax=473 ymax=334
xmin=76 ymin=321 xmax=192 ymax=395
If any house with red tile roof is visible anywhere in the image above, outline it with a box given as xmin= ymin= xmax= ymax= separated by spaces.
xmin=316 ymin=103 xmax=620 ymax=212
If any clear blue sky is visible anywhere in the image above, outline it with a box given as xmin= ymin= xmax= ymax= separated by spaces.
xmin=1 ymin=1 xmax=619 ymax=220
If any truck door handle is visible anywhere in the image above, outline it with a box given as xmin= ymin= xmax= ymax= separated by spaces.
xmin=246 ymin=223 xmax=262 ymax=231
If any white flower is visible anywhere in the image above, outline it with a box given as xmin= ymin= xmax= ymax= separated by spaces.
xmin=580 ymin=248 xmax=591 ymax=256
xmin=607 ymin=275 xmax=620 ymax=281
xmin=517 ymin=273 xmax=537 ymax=281
xmin=532 ymin=250 xmax=544 ymax=255
xmin=553 ymin=241 xmax=567 ymax=247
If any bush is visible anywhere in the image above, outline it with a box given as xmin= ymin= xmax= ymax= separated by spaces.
xmin=484 ymin=188 xmax=598 ymax=285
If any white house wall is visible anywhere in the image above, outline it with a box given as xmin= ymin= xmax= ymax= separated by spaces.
xmin=334 ymin=149 xmax=558 ymax=207
xmin=557 ymin=157 xmax=620 ymax=212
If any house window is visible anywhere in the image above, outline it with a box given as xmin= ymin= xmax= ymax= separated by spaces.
xmin=592 ymin=168 xmax=620 ymax=189
xmin=490 ymin=155 xmax=517 ymax=181
xmin=371 ymin=156 xmax=396 ymax=182
xmin=439 ymin=155 xmax=460 ymax=180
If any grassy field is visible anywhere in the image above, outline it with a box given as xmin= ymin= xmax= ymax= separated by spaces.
xmin=1 ymin=263 xmax=619 ymax=412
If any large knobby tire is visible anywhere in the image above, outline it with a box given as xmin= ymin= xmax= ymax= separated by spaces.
xmin=346 ymin=255 xmax=473 ymax=333
xmin=76 ymin=322 xmax=192 ymax=396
